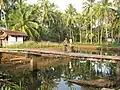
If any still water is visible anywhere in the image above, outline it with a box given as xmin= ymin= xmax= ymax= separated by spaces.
xmin=0 ymin=54 xmax=118 ymax=90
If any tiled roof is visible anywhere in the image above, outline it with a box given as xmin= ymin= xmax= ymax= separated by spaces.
xmin=2 ymin=30 xmax=28 ymax=36
xmin=0 ymin=30 xmax=28 ymax=40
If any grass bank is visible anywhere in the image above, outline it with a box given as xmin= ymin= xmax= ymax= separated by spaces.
xmin=7 ymin=41 xmax=120 ymax=52
xmin=8 ymin=41 xmax=62 ymax=49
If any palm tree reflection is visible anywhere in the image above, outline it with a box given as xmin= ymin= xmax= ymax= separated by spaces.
xmin=5 ymin=57 xmax=117 ymax=90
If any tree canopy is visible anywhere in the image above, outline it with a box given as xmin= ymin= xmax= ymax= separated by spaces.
xmin=0 ymin=0 xmax=120 ymax=43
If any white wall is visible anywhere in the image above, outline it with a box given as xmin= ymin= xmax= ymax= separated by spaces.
xmin=8 ymin=36 xmax=16 ymax=45
xmin=2 ymin=35 xmax=24 ymax=47
xmin=17 ymin=37 xmax=23 ymax=44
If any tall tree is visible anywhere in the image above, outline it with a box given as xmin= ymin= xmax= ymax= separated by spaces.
xmin=36 ymin=0 xmax=59 ymax=41
xmin=75 ymin=13 xmax=84 ymax=43
xmin=83 ymin=0 xmax=95 ymax=44
xmin=8 ymin=0 xmax=39 ymax=40
xmin=65 ymin=4 xmax=77 ymax=41
xmin=93 ymin=0 xmax=113 ymax=44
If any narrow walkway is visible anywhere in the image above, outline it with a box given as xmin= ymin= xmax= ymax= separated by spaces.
xmin=39 ymin=50 xmax=120 ymax=61
xmin=0 ymin=48 xmax=120 ymax=61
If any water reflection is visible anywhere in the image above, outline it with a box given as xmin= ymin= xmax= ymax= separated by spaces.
xmin=75 ymin=49 xmax=120 ymax=56
xmin=0 ymin=52 xmax=2 ymax=64
xmin=0 ymin=56 xmax=118 ymax=90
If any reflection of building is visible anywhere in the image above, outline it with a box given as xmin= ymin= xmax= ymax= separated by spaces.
xmin=0 ymin=30 xmax=28 ymax=47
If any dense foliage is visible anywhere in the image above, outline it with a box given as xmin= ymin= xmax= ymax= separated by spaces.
xmin=0 ymin=0 xmax=120 ymax=44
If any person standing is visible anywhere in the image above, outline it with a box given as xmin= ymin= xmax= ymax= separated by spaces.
xmin=69 ymin=39 xmax=72 ymax=47
xmin=63 ymin=38 xmax=68 ymax=52
xmin=69 ymin=39 xmax=73 ymax=52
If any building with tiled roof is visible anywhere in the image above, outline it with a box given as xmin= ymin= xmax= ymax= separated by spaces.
xmin=0 ymin=30 xmax=28 ymax=47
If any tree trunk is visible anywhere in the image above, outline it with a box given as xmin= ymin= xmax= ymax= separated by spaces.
xmin=100 ymin=21 xmax=103 ymax=44
xmin=90 ymin=18 xmax=93 ymax=44
xmin=69 ymin=27 xmax=72 ymax=39
xmin=79 ymin=28 xmax=82 ymax=43
xmin=105 ymin=27 xmax=108 ymax=44
xmin=72 ymin=29 xmax=74 ymax=42
xmin=98 ymin=22 xmax=100 ymax=44
xmin=111 ymin=29 xmax=114 ymax=43
xmin=98 ymin=30 xmax=100 ymax=44
xmin=85 ymin=29 xmax=88 ymax=43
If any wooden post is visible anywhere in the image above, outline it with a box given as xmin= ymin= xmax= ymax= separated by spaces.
xmin=29 ymin=57 xmax=38 ymax=90
xmin=25 ymin=53 xmax=29 ymax=58
xmin=30 ymin=58 xmax=37 ymax=71
xmin=0 ymin=52 xmax=2 ymax=64
xmin=116 ymin=61 xmax=120 ymax=81
xmin=25 ymin=51 xmax=30 ymax=58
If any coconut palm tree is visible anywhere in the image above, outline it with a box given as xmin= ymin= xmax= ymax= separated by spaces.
xmin=65 ymin=4 xmax=77 ymax=41
xmin=93 ymin=0 xmax=113 ymax=44
xmin=111 ymin=6 xmax=120 ymax=42
xmin=8 ymin=0 xmax=39 ymax=40
xmin=75 ymin=13 xmax=84 ymax=43
xmin=83 ymin=0 xmax=95 ymax=44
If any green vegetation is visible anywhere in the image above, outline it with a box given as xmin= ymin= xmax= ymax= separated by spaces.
xmin=7 ymin=41 xmax=62 ymax=48
xmin=0 ymin=0 xmax=119 ymax=44
xmin=0 ymin=59 xmax=117 ymax=90
xmin=1 ymin=82 xmax=25 ymax=90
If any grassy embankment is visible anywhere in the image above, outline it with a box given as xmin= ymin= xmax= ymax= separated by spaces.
xmin=7 ymin=41 xmax=120 ymax=51
xmin=7 ymin=41 xmax=63 ymax=51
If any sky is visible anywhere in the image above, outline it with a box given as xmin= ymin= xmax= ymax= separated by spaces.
xmin=26 ymin=0 xmax=114 ymax=12
xmin=26 ymin=0 xmax=85 ymax=13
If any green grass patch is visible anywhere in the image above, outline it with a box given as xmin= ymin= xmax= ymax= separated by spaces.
xmin=7 ymin=41 xmax=62 ymax=49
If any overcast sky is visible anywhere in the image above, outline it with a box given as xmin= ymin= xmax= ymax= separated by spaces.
xmin=27 ymin=0 xmax=114 ymax=13
xmin=26 ymin=0 xmax=85 ymax=13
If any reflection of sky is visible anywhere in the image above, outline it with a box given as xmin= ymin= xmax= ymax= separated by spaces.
xmin=52 ymin=61 xmax=114 ymax=90
xmin=53 ymin=78 xmax=81 ymax=90
xmin=94 ymin=62 xmax=111 ymax=75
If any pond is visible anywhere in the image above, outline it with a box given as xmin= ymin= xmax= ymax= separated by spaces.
xmin=0 ymin=52 xmax=119 ymax=90
xmin=74 ymin=49 xmax=120 ymax=56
